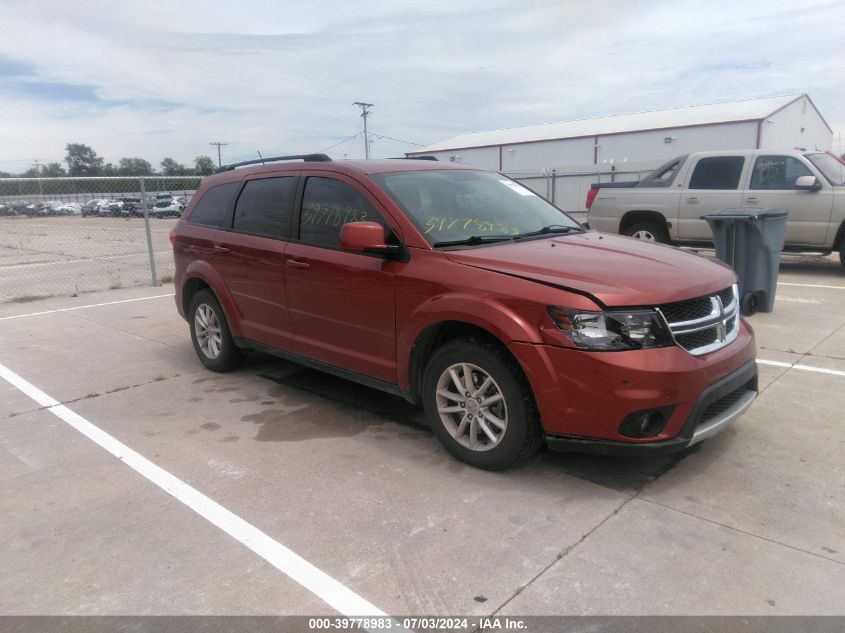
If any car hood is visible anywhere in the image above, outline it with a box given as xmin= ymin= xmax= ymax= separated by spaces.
xmin=443 ymin=232 xmax=736 ymax=307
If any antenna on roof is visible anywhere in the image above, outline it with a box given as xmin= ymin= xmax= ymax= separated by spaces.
xmin=257 ymin=150 xmax=265 ymax=164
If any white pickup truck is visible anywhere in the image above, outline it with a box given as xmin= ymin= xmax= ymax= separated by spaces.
xmin=586 ymin=150 xmax=845 ymax=269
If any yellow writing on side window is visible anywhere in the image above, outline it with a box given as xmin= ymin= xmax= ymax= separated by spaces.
xmin=302 ymin=203 xmax=369 ymax=226
xmin=423 ymin=216 xmax=520 ymax=235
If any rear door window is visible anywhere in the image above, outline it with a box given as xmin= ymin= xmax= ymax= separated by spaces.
xmin=187 ymin=182 xmax=240 ymax=227
xmin=298 ymin=177 xmax=387 ymax=248
xmin=750 ymin=156 xmax=813 ymax=190
xmin=688 ymin=157 xmax=745 ymax=190
xmin=232 ymin=177 xmax=297 ymax=239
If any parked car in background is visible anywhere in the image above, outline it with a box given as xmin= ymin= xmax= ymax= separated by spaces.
xmin=0 ymin=203 xmax=13 ymax=216
xmin=151 ymin=199 xmax=183 ymax=218
xmin=586 ymin=149 xmax=845 ymax=268
xmin=172 ymin=156 xmax=757 ymax=470
xmin=54 ymin=202 xmax=82 ymax=215
xmin=81 ymin=199 xmax=111 ymax=217
xmin=24 ymin=202 xmax=54 ymax=216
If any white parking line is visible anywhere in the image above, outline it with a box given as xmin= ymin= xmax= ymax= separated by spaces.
xmin=758 ymin=358 xmax=845 ymax=378
xmin=778 ymin=282 xmax=845 ymax=290
xmin=0 ymin=294 xmax=175 ymax=321
xmin=0 ymin=360 xmax=390 ymax=619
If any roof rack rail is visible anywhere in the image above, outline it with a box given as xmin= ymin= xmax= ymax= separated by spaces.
xmin=388 ymin=155 xmax=439 ymax=161
xmin=216 ymin=153 xmax=332 ymax=173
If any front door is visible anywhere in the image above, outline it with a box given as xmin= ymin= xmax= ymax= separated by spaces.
xmin=742 ymin=155 xmax=834 ymax=246
xmin=284 ymin=173 xmax=399 ymax=383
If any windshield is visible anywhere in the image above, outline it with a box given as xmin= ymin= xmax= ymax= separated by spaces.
xmin=806 ymin=153 xmax=845 ymax=186
xmin=370 ymin=170 xmax=581 ymax=246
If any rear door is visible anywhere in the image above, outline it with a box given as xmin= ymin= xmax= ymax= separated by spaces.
xmin=212 ymin=175 xmax=298 ymax=350
xmin=284 ymin=173 xmax=399 ymax=383
xmin=677 ymin=156 xmax=746 ymax=240
xmin=742 ymin=154 xmax=833 ymax=246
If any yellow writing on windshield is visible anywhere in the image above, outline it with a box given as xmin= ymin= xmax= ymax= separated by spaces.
xmin=424 ymin=216 xmax=520 ymax=235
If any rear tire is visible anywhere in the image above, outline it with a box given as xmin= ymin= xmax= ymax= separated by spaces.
xmin=422 ymin=337 xmax=542 ymax=470
xmin=188 ymin=290 xmax=244 ymax=372
xmin=839 ymin=242 xmax=845 ymax=270
xmin=622 ymin=219 xmax=670 ymax=244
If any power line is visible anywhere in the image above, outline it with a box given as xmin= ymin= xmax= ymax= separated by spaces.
xmin=209 ymin=141 xmax=228 ymax=167
xmin=353 ymin=102 xmax=374 ymax=159
xmin=370 ymin=134 xmax=424 ymax=146
xmin=318 ymin=132 xmax=362 ymax=153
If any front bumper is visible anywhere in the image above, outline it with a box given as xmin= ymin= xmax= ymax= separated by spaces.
xmin=545 ymin=359 xmax=757 ymax=455
xmin=508 ymin=320 xmax=757 ymax=454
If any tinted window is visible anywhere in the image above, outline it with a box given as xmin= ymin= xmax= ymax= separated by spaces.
xmin=299 ymin=177 xmax=387 ymax=248
xmin=750 ymin=156 xmax=813 ymax=190
xmin=688 ymin=157 xmax=745 ymax=190
xmin=187 ymin=182 xmax=239 ymax=227
xmin=232 ymin=177 xmax=296 ymax=238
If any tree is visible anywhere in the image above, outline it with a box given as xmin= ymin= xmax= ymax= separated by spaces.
xmin=194 ymin=155 xmax=215 ymax=176
xmin=160 ymin=157 xmax=189 ymax=176
xmin=0 ymin=171 xmax=12 ymax=178
xmin=42 ymin=162 xmax=67 ymax=177
xmin=100 ymin=163 xmax=118 ymax=176
xmin=117 ymin=157 xmax=153 ymax=176
xmin=65 ymin=143 xmax=104 ymax=176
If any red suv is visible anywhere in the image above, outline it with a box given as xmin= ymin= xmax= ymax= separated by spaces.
xmin=172 ymin=154 xmax=757 ymax=470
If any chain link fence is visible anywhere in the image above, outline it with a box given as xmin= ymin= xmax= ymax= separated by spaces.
xmin=0 ymin=176 xmax=201 ymax=303
xmin=504 ymin=159 xmax=664 ymax=214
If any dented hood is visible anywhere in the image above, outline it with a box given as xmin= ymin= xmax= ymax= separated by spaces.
xmin=443 ymin=232 xmax=736 ymax=307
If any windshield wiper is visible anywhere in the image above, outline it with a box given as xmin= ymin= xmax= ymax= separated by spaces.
xmin=432 ymin=235 xmax=516 ymax=248
xmin=513 ymin=224 xmax=585 ymax=239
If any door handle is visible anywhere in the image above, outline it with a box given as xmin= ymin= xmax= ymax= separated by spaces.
xmin=687 ymin=196 xmax=699 ymax=203
xmin=285 ymin=258 xmax=310 ymax=269
xmin=744 ymin=197 xmax=759 ymax=204
xmin=212 ymin=243 xmax=230 ymax=253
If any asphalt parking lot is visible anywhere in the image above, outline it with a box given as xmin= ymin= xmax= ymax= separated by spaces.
xmin=1 ymin=254 xmax=844 ymax=618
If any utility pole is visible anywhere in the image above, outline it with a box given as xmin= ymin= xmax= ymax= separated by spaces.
xmin=209 ymin=141 xmax=228 ymax=167
xmin=353 ymin=102 xmax=373 ymax=159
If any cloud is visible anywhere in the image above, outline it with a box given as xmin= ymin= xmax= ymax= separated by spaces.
xmin=0 ymin=0 xmax=843 ymax=170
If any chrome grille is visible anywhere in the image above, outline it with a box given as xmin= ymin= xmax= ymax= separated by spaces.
xmin=657 ymin=285 xmax=740 ymax=356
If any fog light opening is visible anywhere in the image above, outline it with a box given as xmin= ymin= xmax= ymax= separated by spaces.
xmin=619 ymin=406 xmax=674 ymax=439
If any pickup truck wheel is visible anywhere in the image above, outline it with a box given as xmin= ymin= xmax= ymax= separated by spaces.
xmin=422 ymin=338 xmax=542 ymax=471
xmin=622 ymin=219 xmax=669 ymax=244
xmin=189 ymin=290 xmax=244 ymax=372
xmin=840 ymin=242 xmax=845 ymax=270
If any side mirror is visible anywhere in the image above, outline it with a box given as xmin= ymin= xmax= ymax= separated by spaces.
xmin=339 ymin=221 xmax=401 ymax=257
xmin=795 ymin=175 xmax=822 ymax=191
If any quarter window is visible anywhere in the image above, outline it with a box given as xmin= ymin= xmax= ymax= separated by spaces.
xmin=232 ymin=177 xmax=296 ymax=238
xmin=688 ymin=157 xmax=745 ymax=190
xmin=299 ymin=177 xmax=387 ymax=248
xmin=187 ymin=182 xmax=240 ymax=227
xmin=750 ymin=156 xmax=813 ymax=190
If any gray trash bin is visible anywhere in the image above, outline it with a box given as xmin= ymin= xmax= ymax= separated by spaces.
xmin=701 ymin=208 xmax=788 ymax=315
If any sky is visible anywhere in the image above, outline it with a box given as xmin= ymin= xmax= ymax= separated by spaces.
xmin=1 ymin=0 xmax=844 ymax=173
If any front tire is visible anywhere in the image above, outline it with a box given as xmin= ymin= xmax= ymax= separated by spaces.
xmin=622 ymin=219 xmax=670 ymax=244
xmin=188 ymin=290 xmax=244 ymax=371
xmin=839 ymin=242 xmax=845 ymax=270
xmin=422 ymin=338 xmax=542 ymax=470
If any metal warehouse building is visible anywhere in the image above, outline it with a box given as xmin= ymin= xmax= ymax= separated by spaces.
xmin=407 ymin=94 xmax=832 ymax=172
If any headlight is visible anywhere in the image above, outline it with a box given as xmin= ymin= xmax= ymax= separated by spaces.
xmin=547 ymin=306 xmax=673 ymax=351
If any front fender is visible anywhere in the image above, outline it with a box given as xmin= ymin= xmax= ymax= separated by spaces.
xmin=397 ymin=292 xmax=544 ymax=389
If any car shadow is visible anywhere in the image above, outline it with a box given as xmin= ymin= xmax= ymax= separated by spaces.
xmin=245 ymin=352 xmax=691 ymax=492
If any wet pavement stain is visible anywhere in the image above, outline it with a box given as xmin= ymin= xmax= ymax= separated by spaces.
xmin=200 ymin=422 xmax=221 ymax=431
xmin=242 ymin=366 xmax=428 ymax=443
xmin=220 ymin=435 xmax=239 ymax=443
